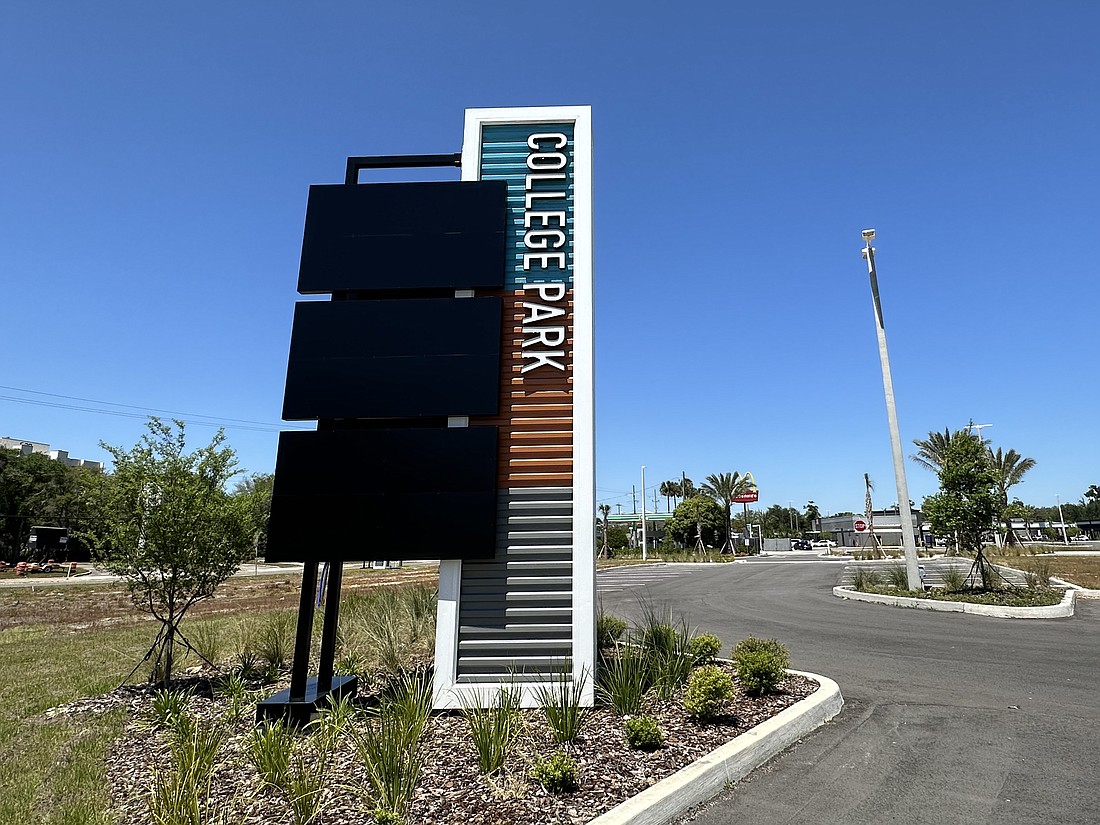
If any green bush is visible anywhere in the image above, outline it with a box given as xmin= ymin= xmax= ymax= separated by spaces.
xmin=530 ymin=750 xmax=578 ymax=793
xmin=682 ymin=665 xmax=734 ymax=721
xmin=623 ymin=715 xmax=664 ymax=750
xmin=596 ymin=614 xmax=627 ymax=648
xmin=732 ymin=637 xmax=790 ymax=697
xmin=688 ymin=632 xmax=722 ymax=664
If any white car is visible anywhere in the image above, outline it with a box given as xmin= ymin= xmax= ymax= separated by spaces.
xmin=811 ymin=539 xmax=837 ymax=548
xmin=1070 ymin=534 xmax=1091 ymax=543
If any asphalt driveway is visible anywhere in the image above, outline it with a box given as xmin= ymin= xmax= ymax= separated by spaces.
xmin=598 ymin=558 xmax=1100 ymax=825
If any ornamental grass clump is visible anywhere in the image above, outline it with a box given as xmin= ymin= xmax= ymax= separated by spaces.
xmin=536 ymin=664 xmax=592 ymax=744
xmin=851 ymin=567 xmax=881 ymax=591
xmin=461 ymin=686 xmax=522 ymax=775
xmin=623 ymin=715 xmax=664 ymax=750
xmin=886 ymin=564 xmax=910 ymax=590
xmin=529 ymin=749 xmax=579 ymax=793
xmin=940 ymin=566 xmax=968 ymax=593
xmin=596 ymin=644 xmax=650 ymax=715
xmin=732 ymin=637 xmax=790 ymax=697
xmin=682 ymin=664 xmax=734 ymax=722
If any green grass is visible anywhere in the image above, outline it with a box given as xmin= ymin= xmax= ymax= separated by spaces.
xmin=0 ymin=625 xmax=151 ymax=825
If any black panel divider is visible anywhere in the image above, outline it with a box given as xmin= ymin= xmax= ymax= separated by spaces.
xmin=258 ymin=149 xmax=505 ymax=726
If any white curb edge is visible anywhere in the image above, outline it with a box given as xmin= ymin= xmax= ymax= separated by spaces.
xmin=831 ymin=585 xmax=1076 ymax=618
xmin=588 ymin=671 xmax=843 ymax=825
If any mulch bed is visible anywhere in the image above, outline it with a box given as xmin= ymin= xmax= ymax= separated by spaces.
xmin=47 ymin=665 xmax=815 ymax=825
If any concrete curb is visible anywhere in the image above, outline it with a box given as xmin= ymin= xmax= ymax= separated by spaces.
xmin=588 ymin=671 xmax=843 ymax=825
xmin=1049 ymin=576 xmax=1100 ymax=599
xmin=832 ymin=585 xmax=1076 ymax=618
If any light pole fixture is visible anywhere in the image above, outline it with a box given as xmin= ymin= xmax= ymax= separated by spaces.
xmin=967 ymin=422 xmax=993 ymax=442
xmin=640 ymin=465 xmax=648 ymax=561
xmin=861 ymin=229 xmax=922 ymax=590
xmin=1056 ymin=495 xmax=1070 ymax=545
xmin=968 ymin=422 xmax=998 ymax=547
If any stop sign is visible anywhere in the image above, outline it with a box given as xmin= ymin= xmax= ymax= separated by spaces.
xmin=854 ymin=519 xmax=868 ymax=532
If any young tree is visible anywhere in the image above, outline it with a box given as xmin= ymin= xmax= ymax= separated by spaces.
xmin=921 ymin=433 xmax=999 ymax=588
xmin=84 ymin=419 xmax=253 ymax=685
xmin=665 ymin=495 xmax=724 ymax=549
xmin=235 ymin=471 xmax=274 ymax=557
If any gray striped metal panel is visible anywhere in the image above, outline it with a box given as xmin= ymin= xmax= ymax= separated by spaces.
xmin=456 ymin=487 xmax=573 ymax=682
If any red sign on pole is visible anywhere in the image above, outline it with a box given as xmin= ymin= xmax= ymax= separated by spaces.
xmin=732 ymin=489 xmax=759 ymax=504
xmin=854 ymin=519 xmax=868 ymax=532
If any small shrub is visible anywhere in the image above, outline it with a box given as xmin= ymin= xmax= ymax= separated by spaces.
xmin=683 ymin=665 xmax=734 ymax=721
xmin=688 ymin=632 xmax=722 ymax=664
xmin=623 ymin=715 xmax=664 ymax=750
xmin=732 ymin=637 xmax=790 ymax=697
xmin=596 ymin=614 xmax=628 ymax=648
xmin=530 ymin=750 xmax=578 ymax=793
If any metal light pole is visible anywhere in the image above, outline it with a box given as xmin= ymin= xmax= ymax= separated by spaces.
xmin=967 ymin=423 xmax=998 ymax=548
xmin=861 ymin=229 xmax=921 ymax=589
xmin=640 ymin=465 xmax=648 ymax=561
xmin=1056 ymin=495 xmax=1070 ymax=545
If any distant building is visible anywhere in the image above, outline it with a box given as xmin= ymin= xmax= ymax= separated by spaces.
xmin=819 ymin=509 xmax=926 ymax=548
xmin=0 ymin=436 xmax=104 ymax=472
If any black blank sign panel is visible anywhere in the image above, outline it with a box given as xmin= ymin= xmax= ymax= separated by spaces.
xmin=297 ymin=181 xmax=508 ymax=294
xmin=265 ymin=427 xmax=499 ymax=562
xmin=281 ymin=297 xmax=502 ymax=420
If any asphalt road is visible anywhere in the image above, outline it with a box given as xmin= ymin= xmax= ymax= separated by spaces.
xmin=597 ymin=558 xmax=1100 ymax=825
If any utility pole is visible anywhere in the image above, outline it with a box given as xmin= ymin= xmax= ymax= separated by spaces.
xmin=640 ymin=465 xmax=648 ymax=561
xmin=631 ymin=486 xmax=637 ymax=514
xmin=861 ymin=229 xmax=921 ymax=590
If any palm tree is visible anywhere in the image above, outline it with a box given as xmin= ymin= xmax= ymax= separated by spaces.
xmin=988 ymin=447 xmax=1036 ymax=545
xmin=910 ymin=427 xmax=980 ymax=473
xmin=702 ymin=472 xmax=752 ymax=553
xmin=659 ymin=480 xmax=682 ymax=512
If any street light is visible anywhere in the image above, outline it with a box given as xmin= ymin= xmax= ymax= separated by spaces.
xmin=1056 ymin=494 xmax=1070 ymax=545
xmin=640 ymin=465 xmax=648 ymax=561
xmin=968 ymin=422 xmax=998 ymax=547
xmin=861 ymin=229 xmax=921 ymax=590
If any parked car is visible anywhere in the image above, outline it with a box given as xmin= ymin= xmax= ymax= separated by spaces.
xmin=1071 ymin=534 xmax=1092 ymax=543
xmin=811 ymin=539 xmax=837 ymax=548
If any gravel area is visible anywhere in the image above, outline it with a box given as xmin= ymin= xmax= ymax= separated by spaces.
xmin=48 ymin=666 xmax=816 ymax=824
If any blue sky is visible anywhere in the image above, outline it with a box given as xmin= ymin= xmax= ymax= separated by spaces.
xmin=3 ymin=1 xmax=1097 ymax=518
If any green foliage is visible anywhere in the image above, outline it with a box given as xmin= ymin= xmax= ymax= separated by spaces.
xmin=0 ymin=446 xmax=99 ymax=563
xmin=529 ymin=750 xmax=578 ymax=793
xmin=885 ymin=564 xmax=910 ymax=589
xmin=732 ymin=637 xmax=790 ymax=697
xmin=337 ymin=584 xmax=437 ymax=677
xmin=664 ymin=496 xmax=725 ymax=548
xmin=702 ymin=472 xmax=753 ymax=551
xmin=233 ymin=472 xmax=273 ymax=557
xmin=596 ymin=645 xmax=650 ymax=715
xmin=637 ymin=606 xmax=694 ymax=699
xmin=921 ymin=432 xmax=998 ymax=559
xmin=688 ymin=633 xmax=722 ymax=664
xmin=682 ymin=665 xmax=734 ymax=721
xmin=606 ymin=526 xmax=630 ymax=551
xmin=461 ymin=687 xmax=522 ymax=775
xmin=1024 ymin=558 xmax=1053 ymax=588
xmin=536 ymin=664 xmax=592 ymax=744
xmin=248 ymin=720 xmax=293 ymax=789
xmin=256 ymin=611 xmax=295 ymax=670
xmin=147 ymin=687 xmax=192 ymax=731
xmin=83 ymin=419 xmax=254 ymax=685
xmin=940 ymin=566 xmax=968 ymax=592
xmin=623 ymin=715 xmax=664 ymax=750
xmin=851 ymin=567 xmax=881 ymax=591
xmin=596 ymin=614 xmax=627 ymax=648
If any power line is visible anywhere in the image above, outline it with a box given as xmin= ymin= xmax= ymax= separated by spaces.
xmin=0 ymin=385 xmax=307 ymax=434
